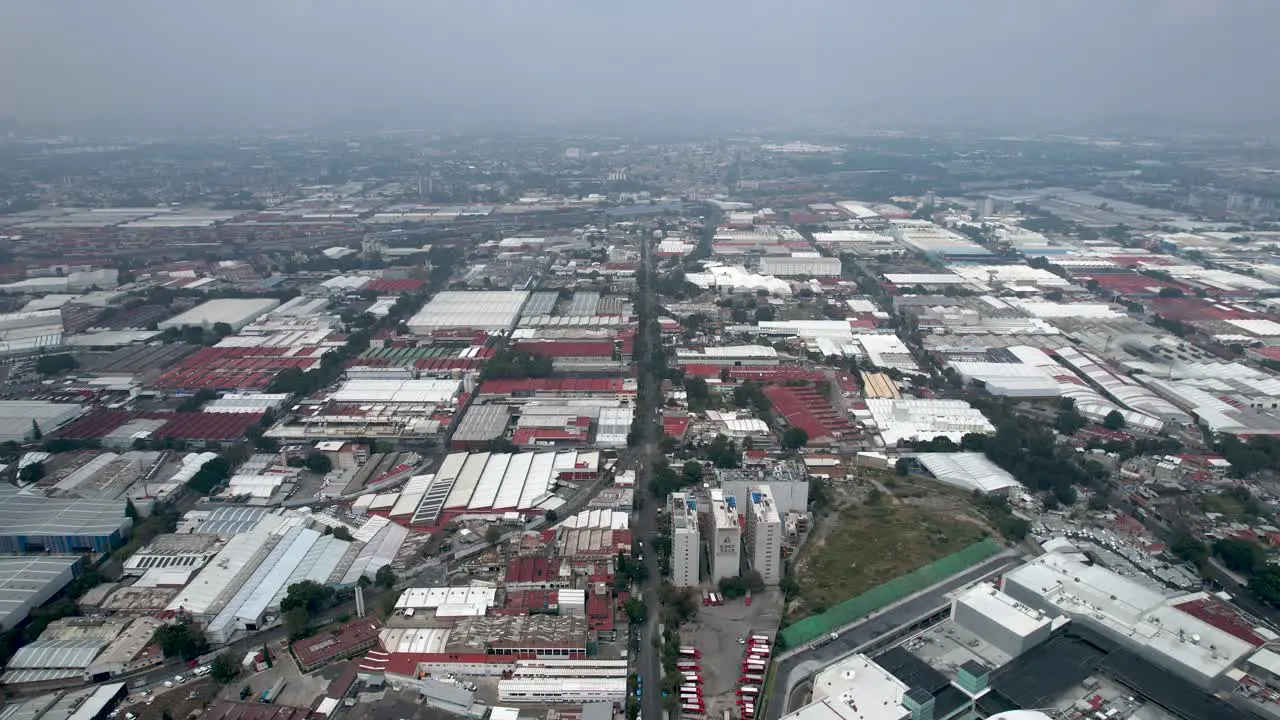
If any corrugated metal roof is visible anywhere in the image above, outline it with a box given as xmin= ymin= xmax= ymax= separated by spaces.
xmin=7 ymin=638 xmax=105 ymax=669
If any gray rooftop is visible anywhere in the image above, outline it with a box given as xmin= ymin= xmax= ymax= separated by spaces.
xmin=0 ymin=488 xmax=128 ymax=539
xmin=7 ymin=638 xmax=106 ymax=670
xmin=0 ymin=556 xmax=81 ymax=630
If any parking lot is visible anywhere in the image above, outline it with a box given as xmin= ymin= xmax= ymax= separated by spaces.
xmin=118 ymin=677 xmax=220 ymax=720
xmin=681 ymin=588 xmax=784 ymax=718
xmin=214 ymin=638 xmax=331 ymax=707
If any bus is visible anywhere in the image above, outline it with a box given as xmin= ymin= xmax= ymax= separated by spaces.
xmin=683 ymin=673 xmax=703 ymax=683
xmin=680 ymin=685 xmax=701 ymax=695
xmin=677 ymin=661 xmax=701 ymax=670
xmin=681 ymin=705 xmax=705 ymax=716
xmin=749 ymin=635 xmax=770 ymax=644
xmin=739 ymin=674 xmax=763 ymax=684
xmin=738 ymin=687 xmax=759 ymax=697
xmin=678 ymin=648 xmax=701 ymax=659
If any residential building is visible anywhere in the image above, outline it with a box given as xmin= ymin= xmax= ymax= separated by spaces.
xmin=670 ymin=493 xmax=699 ymax=587
xmin=706 ymin=489 xmax=740 ymax=582
xmin=745 ymin=485 xmax=782 ymax=585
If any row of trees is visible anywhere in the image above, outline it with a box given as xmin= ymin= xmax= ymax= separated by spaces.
xmin=480 ymin=348 xmax=553 ymax=381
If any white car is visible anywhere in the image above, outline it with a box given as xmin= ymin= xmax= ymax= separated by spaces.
xmin=175 ymin=674 xmax=186 ymax=683
xmin=163 ymin=681 xmax=174 ymax=689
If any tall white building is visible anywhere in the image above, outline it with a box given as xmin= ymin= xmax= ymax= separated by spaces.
xmin=669 ymin=493 xmax=700 ymax=587
xmin=745 ymin=485 xmax=782 ymax=585
xmin=706 ymin=489 xmax=741 ymax=582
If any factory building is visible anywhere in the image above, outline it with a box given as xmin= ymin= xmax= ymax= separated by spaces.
xmin=0 ymin=556 xmax=84 ymax=631
xmin=0 ymin=401 xmax=85 ymax=443
xmin=0 ymin=309 xmax=64 ymax=356
xmin=0 ymin=488 xmax=130 ymax=555
xmin=705 ymin=490 xmax=741 ymax=582
xmin=1001 ymin=552 xmax=1254 ymax=691
xmin=951 ymin=584 xmax=1053 ymax=658
xmin=669 ymin=493 xmax=700 ymax=587
xmin=745 ymin=485 xmax=782 ymax=585
xmin=759 ymin=255 xmax=842 ymax=277
xmin=407 ymin=291 xmax=531 ymax=333
xmin=156 ymin=298 xmax=281 ymax=333
xmin=674 ymin=345 xmax=779 ymax=367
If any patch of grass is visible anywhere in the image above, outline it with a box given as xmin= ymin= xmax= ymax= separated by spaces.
xmin=789 ymin=503 xmax=987 ymax=619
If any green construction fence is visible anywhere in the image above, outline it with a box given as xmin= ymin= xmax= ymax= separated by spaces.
xmin=779 ymin=537 xmax=1003 ymax=649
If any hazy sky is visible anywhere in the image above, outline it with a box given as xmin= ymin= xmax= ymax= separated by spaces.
xmin=1 ymin=0 xmax=1278 ymax=131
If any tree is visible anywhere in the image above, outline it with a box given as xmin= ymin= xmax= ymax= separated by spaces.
xmin=624 ymin=598 xmax=647 ymax=624
xmin=866 ymin=488 xmax=885 ymax=506
xmin=187 ymin=455 xmax=232 ymax=494
xmin=781 ymin=427 xmax=809 ymax=451
xmin=210 ymin=651 xmax=240 ymax=684
xmin=779 ymin=575 xmax=801 ymax=600
xmin=717 ymin=576 xmax=749 ymax=599
xmin=30 ymin=420 xmax=42 ymax=441
xmin=1214 ymin=538 xmax=1266 ymax=575
xmin=743 ymin=570 xmax=765 ymax=593
xmin=544 ymin=509 xmax=558 ymax=523
xmin=486 ymin=525 xmax=504 ymax=544
xmin=212 ymin=321 xmax=234 ymax=338
xmin=894 ymin=458 xmax=910 ymax=476
xmin=705 ymin=434 xmax=740 ymax=469
xmin=1250 ymin=565 xmax=1280 ymax=606
xmin=282 ymin=607 xmax=311 ymax=639
xmin=1171 ymin=533 xmax=1209 ymax=568
xmin=35 ymin=353 xmax=78 ymax=375
xmin=279 ymin=580 xmax=335 ymax=614
xmin=154 ymin=622 xmax=209 ymax=660
xmin=1054 ymin=407 xmax=1087 ymax=435
xmin=681 ymin=461 xmax=703 ymax=484
xmin=304 ymin=452 xmax=333 ymax=474
xmin=330 ymin=526 xmax=353 ymax=542
xmin=375 ymin=565 xmax=396 ymax=589
xmin=18 ymin=462 xmax=45 ymax=484
xmin=1102 ymin=410 xmax=1126 ymax=431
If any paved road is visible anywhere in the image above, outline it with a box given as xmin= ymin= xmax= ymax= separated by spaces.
xmin=634 ymin=229 xmax=663 ymax=720
xmin=766 ymin=553 xmax=1025 ymax=720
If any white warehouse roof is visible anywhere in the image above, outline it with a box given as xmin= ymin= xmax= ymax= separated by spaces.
xmin=157 ymin=298 xmax=281 ymax=332
xmin=407 ymin=290 xmax=531 ymax=332
xmin=863 ymin=398 xmax=995 ymax=445
xmin=331 ymin=378 xmax=461 ymax=404
xmin=914 ymin=453 xmax=1021 ymax=494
